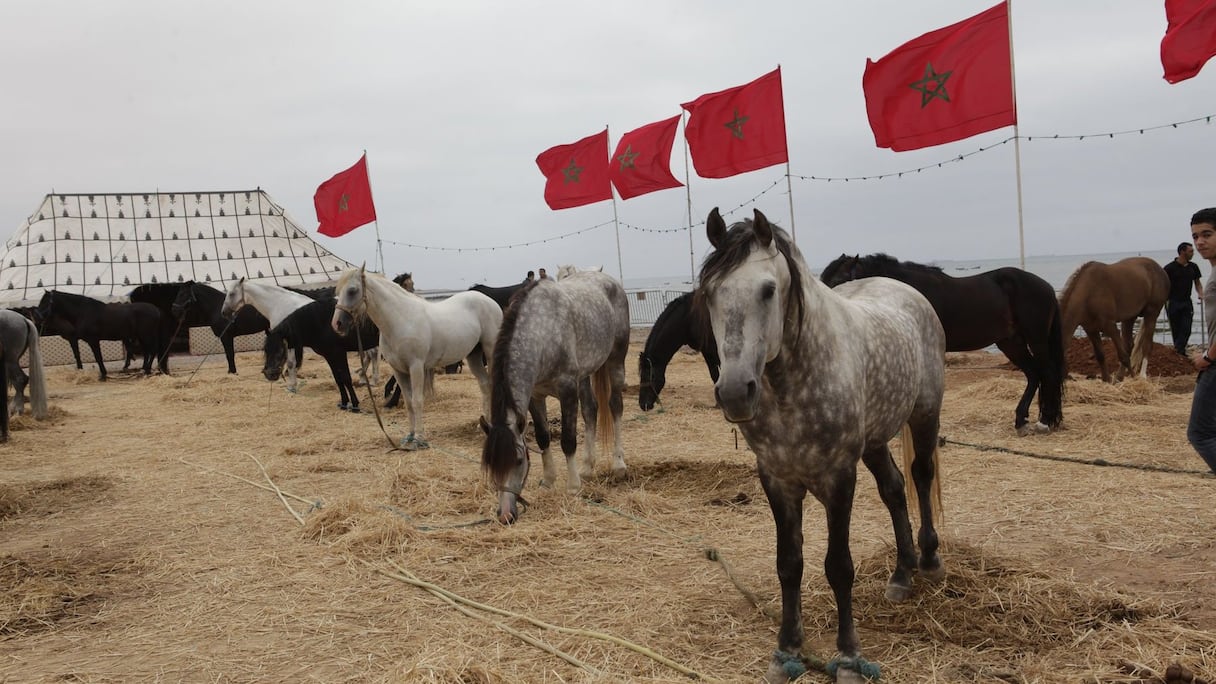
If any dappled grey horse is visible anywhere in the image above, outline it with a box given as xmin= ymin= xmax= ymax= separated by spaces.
xmin=698 ymin=208 xmax=947 ymax=683
xmin=480 ymin=271 xmax=630 ymax=524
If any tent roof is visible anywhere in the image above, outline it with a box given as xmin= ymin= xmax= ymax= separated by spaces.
xmin=0 ymin=190 xmax=355 ymax=307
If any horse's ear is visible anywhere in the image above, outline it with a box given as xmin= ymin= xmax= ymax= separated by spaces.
xmin=706 ymin=207 xmax=726 ymax=249
xmin=752 ymin=209 xmax=773 ymax=247
xmin=359 ymin=262 xmax=366 ymax=275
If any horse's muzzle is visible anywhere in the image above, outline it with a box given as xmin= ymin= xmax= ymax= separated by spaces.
xmin=331 ymin=309 xmax=352 ymax=336
xmin=715 ymin=378 xmax=758 ymax=422
xmin=497 ymin=492 xmax=520 ymax=524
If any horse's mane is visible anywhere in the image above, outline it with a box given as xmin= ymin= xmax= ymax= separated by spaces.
xmin=44 ymin=290 xmax=105 ymax=308
xmin=483 ymin=278 xmax=542 ymax=483
xmin=862 ymin=253 xmax=944 ymax=276
xmin=696 ymin=217 xmax=805 ymax=344
xmin=489 ymin=279 xmax=542 ymax=422
xmin=1058 ymin=261 xmax=1102 ymax=313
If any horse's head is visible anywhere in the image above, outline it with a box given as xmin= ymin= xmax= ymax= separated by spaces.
xmin=480 ymin=412 xmax=530 ymax=524
xmin=262 ymin=328 xmax=288 ymax=381
xmin=698 ymin=207 xmax=802 ymax=422
xmin=171 ymin=283 xmax=196 ymax=319
xmin=819 ymin=253 xmax=861 ymax=288
xmin=221 ymin=278 xmax=246 ymax=320
xmin=332 ymin=267 xmax=367 ymax=336
xmin=391 ymin=271 xmax=414 ymax=293
xmin=638 ymin=352 xmax=663 ymax=411
xmin=33 ymin=290 xmax=54 ymax=324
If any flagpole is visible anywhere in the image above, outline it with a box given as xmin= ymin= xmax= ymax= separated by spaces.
xmin=363 ymin=148 xmax=386 ymax=274
xmin=607 ymin=125 xmax=625 ymax=283
xmin=785 ymin=163 xmax=797 ymax=244
xmin=681 ymin=111 xmax=696 ymax=285
xmin=1006 ymin=0 xmax=1026 ymax=270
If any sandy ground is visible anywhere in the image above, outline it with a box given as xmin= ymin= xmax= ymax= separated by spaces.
xmin=1 ymin=333 xmax=1215 ymax=683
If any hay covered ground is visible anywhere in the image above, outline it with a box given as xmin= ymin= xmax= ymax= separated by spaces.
xmin=2 ymin=333 xmax=1215 ymax=683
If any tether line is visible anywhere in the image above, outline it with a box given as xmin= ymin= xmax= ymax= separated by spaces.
xmin=943 ymin=438 xmax=1213 ymax=476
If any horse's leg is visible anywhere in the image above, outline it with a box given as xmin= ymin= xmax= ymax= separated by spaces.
xmin=424 ymin=367 xmax=436 ymax=400
xmin=758 ymin=468 xmax=812 ymax=684
xmin=996 ymin=338 xmax=1046 ymax=436
xmin=558 ymin=386 xmax=583 ymax=492
xmin=87 ymin=339 xmax=107 ymax=381
xmin=222 ymin=334 xmax=238 ymax=374
xmin=608 ymin=358 xmax=627 ymax=479
xmin=1083 ymin=326 xmax=1111 ymax=383
xmin=10 ymin=363 xmax=28 ymax=417
xmin=528 ymin=398 xmax=558 ymax=488
xmin=332 ymin=354 xmax=358 ymax=412
xmin=860 ymin=444 xmax=918 ymax=601
xmin=384 ymin=376 xmax=401 ymax=409
xmin=68 ymin=338 xmax=83 ymax=370
xmin=576 ymin=376 xmax=599 ymax=480
xmin=907 ymin=415 xmax=944 ymax=580
xmin=285 ymin=345 xmax=302 ymax=392
xmin=1104 ymin=319 xmax=1133 ymax=380
xmin=466 ymin=347 xmax=492 ymax=422
xmin=121 ymin=340 xmax=134 ymax=371
xmin=404 ymin=360 xmax=428 ymax=448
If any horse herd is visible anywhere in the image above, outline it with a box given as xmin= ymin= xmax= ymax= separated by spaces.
xmin=0 ymin=208 xmax=1174 ymax=683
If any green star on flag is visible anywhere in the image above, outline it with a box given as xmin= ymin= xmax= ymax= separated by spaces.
xmin=724 ymin=108 xmax=749 ymax=139
xmin=910 ymin=62 xmax=952 ymax=107
xmin=338 ymin=194 xmax=349 ymax=212
xmin=615 ymin=145 xmax=639 ymax=171
xmin=561 ymin=158 xmax=583 ymax=183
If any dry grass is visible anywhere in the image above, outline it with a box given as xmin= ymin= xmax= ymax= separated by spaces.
xmin=1 ymin=341 xmax=1214 ymax=683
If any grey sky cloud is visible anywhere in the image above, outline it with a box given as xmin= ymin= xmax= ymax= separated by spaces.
xmin=3 ymin=1 xmax=1211 ymax=291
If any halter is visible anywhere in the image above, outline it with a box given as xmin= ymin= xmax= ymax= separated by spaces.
xmin=333 ymin=270 xmax=367 ymax=320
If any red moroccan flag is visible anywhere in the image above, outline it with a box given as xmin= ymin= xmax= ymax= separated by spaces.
xmin=314 ymin=154 xmax=377 ymax=237
xmin=535 ymin=130 xmax=612 ymax=210
xmin=863 ymin=3 xmax=1015 ymax=152
xmin=681 ymin=68 xmax=788 ymax=179
xmin=609 ymin=115 xmax=684 ymax=200
xmin=1162 ymin=0 xmax=1216 ymax=83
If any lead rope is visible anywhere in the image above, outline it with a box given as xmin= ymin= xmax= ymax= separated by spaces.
xmin=339 ymin=280 xmax=404 ymax=453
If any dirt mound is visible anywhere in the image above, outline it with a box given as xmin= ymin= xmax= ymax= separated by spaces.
xmin=1066 ymin=338 xmax=1195 ymax=379
xmin=0 ymin=476 xmax=115 ymax=520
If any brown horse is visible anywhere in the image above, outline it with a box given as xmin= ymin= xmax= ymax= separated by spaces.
xmin=1059 ymin=257 xmax=1169 ymax=382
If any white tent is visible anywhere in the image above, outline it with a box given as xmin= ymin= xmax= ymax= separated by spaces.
xmin=0 ymin=189 xmax=355 ymax=308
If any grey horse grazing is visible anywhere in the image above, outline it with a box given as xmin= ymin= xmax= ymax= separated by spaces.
xmin=480 ymin=271 xmax=630 ymax=524
xmin=0 ymin=309 xmax=49 ymax=421
xmin=697 ymin=208 xmax=947 ymax=683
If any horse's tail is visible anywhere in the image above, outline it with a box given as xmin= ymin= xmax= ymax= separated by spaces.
xmin=0 ymin=339 xmax=7 ymax=441
xmin=1040 ymin=301 xmax=1066 ymax=428
xmin=900 ymin=424 xmax=943 ymax=526
xmin=24 ymin=318 xmax=49 ymax=419
xmin=1129 ymin=312 xmax=1154 ymax=376
xmin=593 ymin=363 xmax=613 ymax=455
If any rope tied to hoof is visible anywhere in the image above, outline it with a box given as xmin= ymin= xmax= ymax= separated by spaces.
xmin=825 ymin=656 xmax=881 ymax=681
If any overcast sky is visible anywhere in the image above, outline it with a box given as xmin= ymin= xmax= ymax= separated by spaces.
xmin=2 ymin=1 xmax=1211 ymax=290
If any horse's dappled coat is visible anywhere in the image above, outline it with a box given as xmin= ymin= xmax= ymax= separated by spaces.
xmin=699 ymin=208 xmax=947 ymax=684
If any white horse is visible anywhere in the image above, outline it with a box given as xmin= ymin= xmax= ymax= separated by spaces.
xmin=331 ymin=266 xmax=502 ymax=450
xmin=0 ymin=309 xmax=49 ymax=420
xmin=221 ymin=278 xmax=380 ymax=390
xmin=221 ymin=278 xmax=315 ymax=390
xmin=555 ymin=264 xmax=603 ymax=280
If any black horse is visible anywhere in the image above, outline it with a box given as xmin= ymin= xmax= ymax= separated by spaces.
xmin=637 ymin=292 xmax=720 ymax=411
xmin=468 ymin=281 xmax=528 ymax=310
xmin=18 ymin=304 xmax=91 ymax=370
xmin=263 ymin=298 xmax=379 ymax=411
xmin=172 ymin=281 xmax=271 ymax=374
xmin=821 ymin=253 xmax=1066 ymax=435
xmin=34 ymin=290 xmax=163 ymax=380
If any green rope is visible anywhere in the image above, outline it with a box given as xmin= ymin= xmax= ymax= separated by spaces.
xmin=944 ymin=437 xmax=1213 ymax=477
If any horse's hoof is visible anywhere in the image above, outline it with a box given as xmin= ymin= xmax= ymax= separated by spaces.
xmin=286 ymin=387 xmax=298 ymax=394
xmin=538 ymin=479 xmax=554 ymax=489
xmin=884 ymin=581 xmax=913 ymax=602
xmin=348 ymin=406 xmax=361 ymax=414
xmin=1017 ymin=421 xmax=1050 ymax=436
xmin=919 ymin=561 xmax=946 ymax=583
xmin=611 ymin=466 xmax=628 ymax=482
xmin=834 ymin=667 xmax=868 ymax=684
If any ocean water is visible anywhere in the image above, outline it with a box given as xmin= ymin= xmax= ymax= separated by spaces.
xmin=623 ymin=249 xmax=1205 ymax=344
xmin=624 ymin=249 xmax=1184 ymax=292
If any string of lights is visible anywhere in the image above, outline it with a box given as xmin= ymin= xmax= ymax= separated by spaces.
xmin=389 ymin=113 xmax=1211 ymax=252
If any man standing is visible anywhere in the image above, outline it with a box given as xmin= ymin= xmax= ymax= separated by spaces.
xmin=1164 ymin=241 xmax=1204 ymax=355
xmin=538 ymin=268 xmax=550 ymax=280
xmin=1186 ymin=209 xmax=1216 ymax=474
